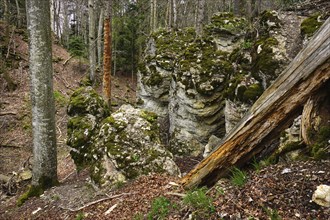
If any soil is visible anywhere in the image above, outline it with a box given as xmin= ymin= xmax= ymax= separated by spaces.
xmin=0 ymin=21 xmax=329 ymax=220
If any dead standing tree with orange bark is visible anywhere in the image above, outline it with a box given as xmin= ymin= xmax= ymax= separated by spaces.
xmin=103 ymin=0 xmax=112 ymax=107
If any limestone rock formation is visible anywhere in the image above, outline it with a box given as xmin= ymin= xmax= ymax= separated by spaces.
xmin=67 ymin=88 xmax=179 ymax=187
xmin=137 ymin=11 xmax=304 ymax=156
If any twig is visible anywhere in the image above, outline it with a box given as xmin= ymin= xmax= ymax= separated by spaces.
xmin=126 ymin=84 xmax=136 ymax=92
xmin=0 ymin=144 xmax=20 ymax=148
xmin=0 ymin=111 xmax=17 ymax=116
xmin=165 ymin=192 xmax=186 ymax=197
xmin=63 ymin=55 xmax=74 ymax=66
xmin=59 ymin=171 xmax=76 ymax=183
xmin=60 ymin=192 xmax=134 ymax=212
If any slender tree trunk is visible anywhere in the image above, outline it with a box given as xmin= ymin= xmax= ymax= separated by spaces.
xmin=195 ymin=0 xmax=205 ymax=37
xmin=167 ymin=0 xmax=172 ymax=30
xmin=97 ymin=8 xmax=104 ymax=68
xmin=88 ymin=0 xmax=96 ymax=83
xmin=62 ymin=0 xmax=70 ymax=47
xmin=172 ymin=0 xmax=177 ymax=29
xmin=4 ymin=0 xmax=9 ymax=44
xmin=26 ymin=0 xmax=58 ymax=189
xmin=103 ymin=0 xmax=112 ymax=106
xmin=55 ymin=0 xmax=61 ymax=37
xmin=150 ymin=0 xmax=157 ymax=33
xmin=50 ymin=0 xmax=55 ymax=32
xmin=15 ymin=0 xmax=22 ymax=28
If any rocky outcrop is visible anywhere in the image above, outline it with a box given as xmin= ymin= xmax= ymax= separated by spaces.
xmin=138 ymin=11 xmax=306 ymax=156
xmin=67 ymin=87 xmax=179 ymax=187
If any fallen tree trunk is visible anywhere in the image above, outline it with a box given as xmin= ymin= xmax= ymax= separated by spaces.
xmin=180 ymin=18 xmax=330 ymax=189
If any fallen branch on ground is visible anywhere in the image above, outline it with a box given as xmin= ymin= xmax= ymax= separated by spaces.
xmin=60 ymin=192 xmax=134 ymax=212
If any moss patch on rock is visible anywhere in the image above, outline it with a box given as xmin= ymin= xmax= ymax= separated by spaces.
xmin=301 ymin=13 xmax=323 ymax=37
xmin=67 ymin=86 xmax=110 ymax=118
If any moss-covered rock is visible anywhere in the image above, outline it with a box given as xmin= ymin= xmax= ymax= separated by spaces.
xmin=93 ymin=105 xmax=179 ymax=183
xmin=301 ymin=13 xmax=323 ymax=37
xmin=67 ymin=86 xmax=110 ymax=119
xmin=69 ymin=104 xmax=180 ymax=186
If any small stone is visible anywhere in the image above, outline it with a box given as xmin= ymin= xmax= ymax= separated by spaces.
xmin=281 ymin=168 xmax=292 ymax=174
xmin=312 ymin=184 xmax=330 ymax=207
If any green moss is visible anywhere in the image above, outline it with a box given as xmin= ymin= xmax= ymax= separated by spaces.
xmin=310 ymin=126 xmax=330 ymax=160
xmin=79 ymin=75 xmax=92 ymax=86
xmin=252 ymin=37 xmax=280 ymax=81
xmin=265 ymin=141 xmax=304 ymax=164
xmin=67 ymin=116 xmax=94 ymax=147
xmin=260 ymin=11 xmax=281 ymax=30
xmin=67 ymin=86 xmax=110 ymax=117
xmin=242 ymin=83 xmax=263 ymax=103
xmin=140 ymin=110 xmax=158 ymax=123
xmin=301 ymin=14 xmax=323 ymax=37
xmin=102 ymin=116 xmax=127 ymax=131
xmin=17 ymin=185 xmax=43 ymax=207
xmin=205 ymin=12 xmax=248 ymax=37
xmin=54 ymin=90 xmax=67 ymax=107
xmin=146 ymin=72 xmax=163 ymax=87
xmin=17 ymin=176 xmax=58 ymax=206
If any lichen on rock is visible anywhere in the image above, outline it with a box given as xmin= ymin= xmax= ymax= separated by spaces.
xmin=67 ymin=97 xmax=180 ymax=186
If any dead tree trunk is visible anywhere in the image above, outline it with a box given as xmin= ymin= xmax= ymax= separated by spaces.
xmin=180 ymin=18 xmax=330 ymax=189
xmin=301 ymin=81 xmax=330 ymax=146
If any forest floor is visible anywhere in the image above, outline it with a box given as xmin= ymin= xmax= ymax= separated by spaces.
xmin=0 ymin=23 xmax=329 ymax=219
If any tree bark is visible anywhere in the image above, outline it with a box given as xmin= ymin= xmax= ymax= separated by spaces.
xmin=26 ymin=0 xmax=58 ymax=188
xmin=172 ymin=0 xmax=177 ymax=29
xmin=301 ymin=81 xmax=330 ymax=146
xmin=97 ymin=7 xmax=104 ymax=69
xmin=180 ymin=18 xmax=330 ymax=189
xmin=89 ymin=0 xmax=96 ymax=83
xmin=15 ymin=0 xmax=22 ymax=28
xmin=195 ymin=0 xmax=205 ymax=37
xmin=103 ymin=0 xmax=112 ymax=106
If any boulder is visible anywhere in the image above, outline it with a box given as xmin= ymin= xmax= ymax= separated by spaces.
xmin=312 ymin=184 xmax=330 ymax=207
xmin=67 ymin=92 xmax=180 ymax=187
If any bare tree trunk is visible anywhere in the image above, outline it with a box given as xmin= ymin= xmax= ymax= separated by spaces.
xmin=103 ymin=0 xmax=112 ymax=106
xmin=166 ymin=0 xmax=172 ymax=30
xmin=150 ymin=0 xmax=157 ymax=33
xmin=97 ymin=7 xmax=104 ymax=69
xmin=88 ymin=0 xmax=96 ymax=83
xmin=172 ymin=0 xmax=177 ymax=29
xmin=15 ymin=0 xmax=22 ymax=28
xmin=50 ymin=0 xmax=55 ymax=32
xmin=62 ymin=0 xmax=70 ymax=47
xmin=150 ymin=0 xmax=154 ymax=32
xmin=195 ymin=0 xmax=205 ymax=37
xmin=26 ymin=0 xmax=58 ymax=189
xmin=4 ymin=0 xmax=9 ymax=44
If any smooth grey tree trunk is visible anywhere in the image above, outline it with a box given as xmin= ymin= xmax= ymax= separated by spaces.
xmin=26 ymin=0 xmax=58 ymax=188
xmin=195 ymin=0 xmax=205 ymax=37
xmin=97 ymin=7 xmax=104 ymax=68
xmin=89 ymin=0 xmax=96 ymax=83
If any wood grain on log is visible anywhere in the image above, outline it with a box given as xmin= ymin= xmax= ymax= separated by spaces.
xmin=181 ymin=18 xmax=330 ymax=189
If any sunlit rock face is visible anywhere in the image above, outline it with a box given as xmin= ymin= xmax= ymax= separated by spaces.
xmin=138 ymin=11 xmax=304 ymax=156
xmin=67 ymin=86 xmax=179 ymax=187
